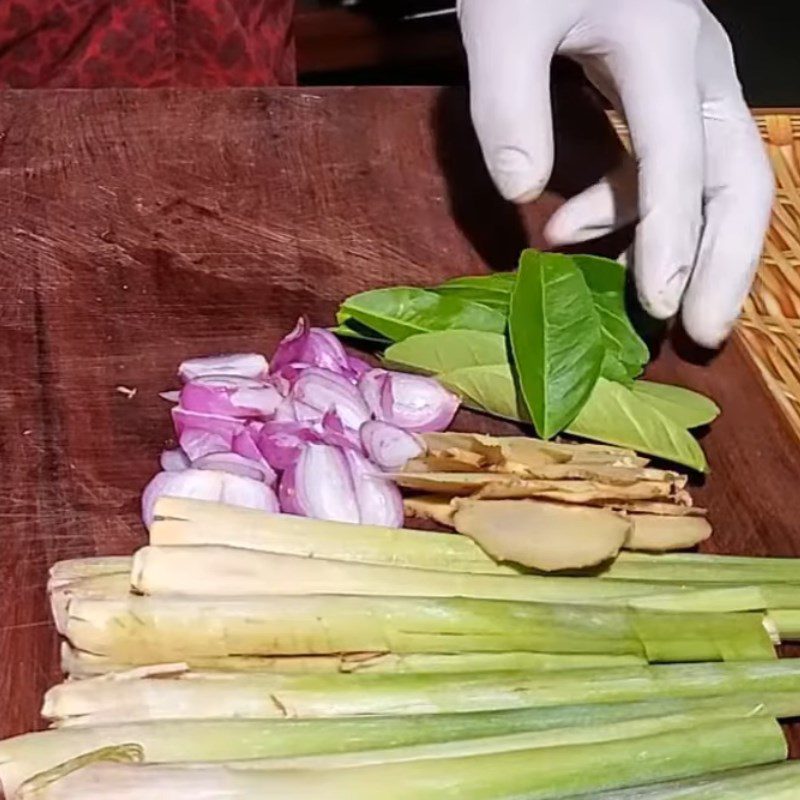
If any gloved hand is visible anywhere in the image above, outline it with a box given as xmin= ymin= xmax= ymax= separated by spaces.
xmin=459 ymin=0 xmax=774 ymax=347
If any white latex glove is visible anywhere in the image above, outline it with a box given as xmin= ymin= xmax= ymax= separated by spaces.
xmin=459 ymin=0 xmax=774 ymax=347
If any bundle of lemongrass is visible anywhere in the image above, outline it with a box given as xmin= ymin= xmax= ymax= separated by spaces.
xmin=4 ymin=495 xmax=800 ymax=798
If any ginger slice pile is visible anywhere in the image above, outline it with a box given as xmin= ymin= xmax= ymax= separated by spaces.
xmin=401 ymin=433 xmax=710 ymax=572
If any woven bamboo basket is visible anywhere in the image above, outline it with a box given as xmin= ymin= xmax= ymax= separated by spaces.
xmin=611 ymin=112 xmax=800 ymax=438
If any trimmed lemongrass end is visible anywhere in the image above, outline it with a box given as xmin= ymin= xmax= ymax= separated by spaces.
xmin=48 ymin=557 xmax=132 ymax=588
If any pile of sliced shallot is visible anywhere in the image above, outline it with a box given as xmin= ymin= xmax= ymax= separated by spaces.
xmin=142 ymin=319 xmax=459 ymax=528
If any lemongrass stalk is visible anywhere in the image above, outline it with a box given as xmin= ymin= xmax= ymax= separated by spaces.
xmin=41 ymin=661 xmax=800 ymax=726
xmin=15 ymin=717 xmax=788 ymax=800
xmin=62 ymin=593 xmax=776 ymax=664
xmin=50 ymin=574 xmax=130 ymax=635
xmin=572 ymin=762 xmax=800 ymax=799
xmin=127 ymin=546 xmax=798 ymax=635
xmin=603 ymin=552 xmax=800 ymax=584
xmin=150 ymin=500 xmax=800 ymax=591
xmin=768 ymin=610 xmax=800 ymax=640
xmin=130 ymin=545 xmax=687 ymax=603
xmin=195 ymin=711 xmax=781 ymax=771
xmin=628 ymin=587 xmax=778 ymax=614
xmin=742 ymin=585 xmax=800 ymax=609
xmin=59 ymin=644 xmax=645 ymax=679
xmin=48 ymin=557 xmax=132 ymax=589
xmin=56 ymin=554 xmax=798 ymax=647
xmin=150 ymin=496 xmax=524 ymax=574
xmin=5 ymin=696 xmax=798 ymax=798
xmin=19 ymin=714 xmax=783 ymax=782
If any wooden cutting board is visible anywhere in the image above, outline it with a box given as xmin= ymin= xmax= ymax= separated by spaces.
xmin=0 ymin=87 xmax=799 ymax=743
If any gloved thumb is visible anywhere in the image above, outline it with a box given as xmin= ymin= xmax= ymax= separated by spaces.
xmin=459 ymin=0 xmax=564 ymax=203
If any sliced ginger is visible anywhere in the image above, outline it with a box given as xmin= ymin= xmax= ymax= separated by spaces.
xmin=626 ymin=515 xmax=712 ymax=551
xmin=420 ymin=432 xmax=649 ymax=468
xmin=404 ymin=495 xmax=457 ymax=527
xmin=451 ymin=499 xmax=630 ymax=571
xmin=392 ymin=472 xmax=679 ymax=505
xmin=402 ymin=432 xmax=710 ymax=563
xmin=474 ymin=478 xmax=679 ymax=504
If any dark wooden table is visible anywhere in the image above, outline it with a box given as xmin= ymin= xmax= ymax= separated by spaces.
xmin=1 ymin=87 xmax=799 ymax=744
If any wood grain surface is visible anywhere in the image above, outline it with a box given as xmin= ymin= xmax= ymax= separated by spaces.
xmin=1 ymin=87 xmax=799 ymax=747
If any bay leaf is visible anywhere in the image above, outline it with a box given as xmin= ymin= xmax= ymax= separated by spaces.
xmin=631 ymin=381 xmax=720 ymax=429
xmin=436 ymin=273 xmax=517 ymax=291
xmin=436 ymin=363 xmax=527 ymax=421
xmin=433 ymin=273 xmax=514 ymax=313
xmin=600 ymin=351 xmax=635 ymax=386
xmin=340 ymin=287 xmax=506 ymax=343
xmin=567 ymin=378 xmax=709 ymax=472
xmin=384 ymin=330 xmax=508 ymax=375
xmin=509 ymin=250 xmax=604 ymax=439
xmin=432 ymin=286 xmax=510 ymax=313
xmin=573 ymin=255 xmax=649 ymax=379
xmin=331 ymin=315 xmax=391 ymax=345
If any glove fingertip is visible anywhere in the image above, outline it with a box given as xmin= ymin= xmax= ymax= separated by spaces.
xmin=489 ymin=146 xmax=550 ymax=203
xmin=681 ymin=311 xmax=732 ymax=350
xmin=681 ymin=291 xmax=737 ymax=350
xmin=636 ymin=274 xmax=687 ymax=321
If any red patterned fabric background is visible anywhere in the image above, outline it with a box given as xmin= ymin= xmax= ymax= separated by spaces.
xmin=0 ymin=0 xmax=296 ymax=88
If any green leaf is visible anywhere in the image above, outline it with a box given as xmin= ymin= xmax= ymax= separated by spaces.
xmin=433 ymin=273 xmax=515 ymax=312
xmin=566 ymin=378 xmax=708 ymax=472
xmin=339 ymin=287 xmax=506 ymax=344
xmin=509 ymin=250 xmax=604 ymax=439
xmin=384 ymin=331 xmax=508 ymax=375
xmin=332 ymin=314 xmax=392 ymax=346
xmin=436 ymin=273 xmax=517 ymax=291
xmin=432 ymin=286 xmax=510 ymax=313
xmin=437 ymin=363 xmax=528 ymax=422
xmin=572 ymin=255 xmax=649 ymax=379
xmin=600 ymin=352 xmax=635 ymax=386
xmin=631 ymin=381 xmax=720 ymax=429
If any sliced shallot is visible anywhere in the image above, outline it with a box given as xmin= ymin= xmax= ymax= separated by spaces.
xmin=159 ymin=448 xmax=190 ymax=472
xmin=345 ymin=355 xmax=372 ymax=382
xmin=360 ymin=420 xmax=424 ymax=471
xmin=180 ymin=376 xmax=283 ymax=418
xmin=343 ymin=448 xmax=404 ymax=527
xmin=319 ymin=410 xmax=361 ymax=451
xmin=191 ymin=452 xmax=269 ymax=483
xmin=378 ymin=372 xmax=459 ymax=432
xmin=358 ymin=368 xmax=388 ymax=417
xmin=178 ymin=353 xmax=268 ymax=382
xmin=270 ymin=317 xmax=350 ymax=376
xmin=278 ymin=443 xmax=360 ymax=523
xmin=178 ymin=428 xmax=231 ymax=461
xmin=171 ymin=407 xmax=244 ymax=443
xmin=256 ymin=422 xmax=321 ymax=470
xmin=142 ymin=468 xmax=278 ymax=529
xmin=292 ymin=368 xmax=371 ymax=430
xmin=231 ymin=427 xmax=278 ymax=485
xmin=179 ymin=428 xmax=231 ymax=461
